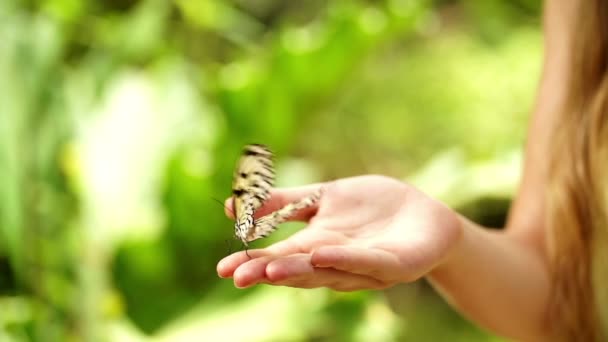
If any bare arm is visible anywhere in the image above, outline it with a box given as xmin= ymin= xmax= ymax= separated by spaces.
xmin=427 ymin=1 xmax=576 ymax=340
xmin=428 ymin=219 xmax=551 ymax=341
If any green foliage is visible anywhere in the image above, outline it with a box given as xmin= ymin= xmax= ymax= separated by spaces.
xmin=0 ymin=0 xmax=540 ymax=341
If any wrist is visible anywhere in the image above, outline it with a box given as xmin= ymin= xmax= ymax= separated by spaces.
xmin=428 ymin=214 xmax=470 ymax=277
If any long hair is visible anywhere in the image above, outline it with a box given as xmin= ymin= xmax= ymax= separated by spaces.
xmin=548 ymin=1 xmax=608 ymax=340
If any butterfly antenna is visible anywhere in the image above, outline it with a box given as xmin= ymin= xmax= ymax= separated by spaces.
xmin=224 ymin=239 xmax=233 ymax=255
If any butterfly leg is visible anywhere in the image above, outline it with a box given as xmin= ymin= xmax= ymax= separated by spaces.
xmin=243 ymin=243 xmax=252 ymax=259
xmin=245 ymin=247 xmax=251 ymax=259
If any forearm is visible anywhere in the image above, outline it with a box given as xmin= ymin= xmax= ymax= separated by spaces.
xmin=427 ymin=216 xmax=551 ymax=341
xmin=426 ymin=3 xmax=579 ymax=337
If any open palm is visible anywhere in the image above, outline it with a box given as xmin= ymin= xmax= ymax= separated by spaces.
xmin=217 ymin=175 xmax=462 ymax=291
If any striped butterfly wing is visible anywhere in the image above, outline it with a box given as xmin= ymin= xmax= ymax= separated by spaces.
xmin=232 ymin=144 xmax=274 ymax=245
xmin=247 ymin=188 xmax=322 ymax=242
xmin=232 ymin=144 xmax=323 ymax=245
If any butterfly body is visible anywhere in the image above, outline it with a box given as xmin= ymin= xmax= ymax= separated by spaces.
xmin=232 ymin=144 xmax=274 ymax=246
xmin=231 ymin=144 xmax=321 ymax=246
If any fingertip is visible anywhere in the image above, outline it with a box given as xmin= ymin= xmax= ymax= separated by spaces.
xmin=217 ymin=263 xmax=229 ymax=278
xmin=232 ymin=255 xmax=275 ymax=288
xmin=224 ymin=197 xmax=235 ymax=218
xmin=216 ymin=251 xmax=255 ymax=278
xmin=233 ymin=265 xmax=258 ymax=288
xmin=233 ymin=277 xmax=251 ymax=289
xmin=217 ymin=255 xmax=237 ymax=278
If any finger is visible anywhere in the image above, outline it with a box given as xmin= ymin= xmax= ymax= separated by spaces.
xmin=230 ymin=253 xmax=316 ymax=288
xmin=232 ymin=255 xmax=278 ymax=288
xmin=218 ymin=227 xmax=331 ymax=279
xmin=224 ymin=183 xmax=325 ymax=221
xmin=276 ymin=268 xmax=388 ymax=291
xmin=265 ymin=253 xmax=315 ymax=281
xmin=217 ymin=237 xmax=317 ymax=282
xmin=217 ymin=249 xmax=273 ymax=278
xmin=265 ymin=255 xmax=387 ymax=291
xmin=311 ymin=246 xmax=404 ymax=283
xmin=262 ymin=225 xmax=345 ymax=255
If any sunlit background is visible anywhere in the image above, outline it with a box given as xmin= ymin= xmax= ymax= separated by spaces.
xmin=0 ymin=0 xmax=541 ymax=341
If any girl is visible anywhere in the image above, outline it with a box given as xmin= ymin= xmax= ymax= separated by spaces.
xmin=218 ymin=1 xmax=608 ymax=340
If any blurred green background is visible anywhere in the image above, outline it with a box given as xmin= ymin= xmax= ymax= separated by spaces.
xmin=0 ymin=0 xmax=542 ymax=341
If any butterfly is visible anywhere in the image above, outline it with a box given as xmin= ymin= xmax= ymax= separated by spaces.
xmin=231 ymin=144 xmax=322 ymax=246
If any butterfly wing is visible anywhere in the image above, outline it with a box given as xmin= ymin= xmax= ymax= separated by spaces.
xmin=232 ymin=144 xmax=275 ymax=245
xmin=246 ymin=188 xmax=322 ymax=242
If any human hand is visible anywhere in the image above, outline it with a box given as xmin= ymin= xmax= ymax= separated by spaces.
xmin=217 ymin=175 xmax=462 ymax=291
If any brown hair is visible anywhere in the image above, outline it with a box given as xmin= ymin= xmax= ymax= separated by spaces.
xmin=548 ymin=1 xmax=608 ymax=340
